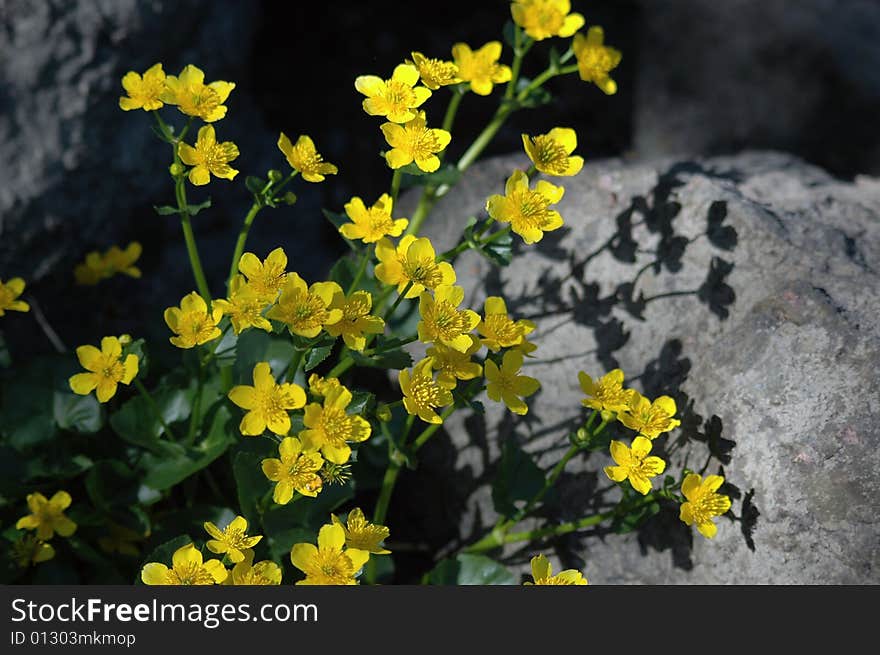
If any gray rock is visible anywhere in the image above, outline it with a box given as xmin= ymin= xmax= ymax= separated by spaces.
xmin=632 ymin=0 xmax=880 ymax=177
xmin=406 ymin=150 xmax=880 ymax=584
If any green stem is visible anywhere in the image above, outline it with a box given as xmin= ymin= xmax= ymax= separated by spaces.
xmin=382 ymin=281 xmax=414 ymax=323
xmin=390 ymin=169 xmax=403 ymax=212
xmin=347 ymin=245 xmax=373 ymax=295
xmin=174 ymin=168 xmax=212 ymax=303
xmin=186 ymin=362 xmax=203 ymax=446
xmin=412 ymin=406 xmax=456 ymax=451
xmin=441 ymin=89 xmax=464 ymax=135
xmin=227 ymin=202 xmax=261 ymax=291
xmin=133 ymin=379 xmax=178 ymax=440
xmin=285 ymin=347 xmax=306 ymax=383
xmin=508 ymin=443 xmax=580 ymax=526
xmin=464 ymin=510 xmax=613 ymax=553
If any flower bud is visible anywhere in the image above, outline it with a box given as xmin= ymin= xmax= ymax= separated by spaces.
xmin=282 ymin=191 xmax=298 ymax=205
xmin=268 ymin=169 xmax=283 ymax=183
xmin=169 ymin=162 xmax=185 ymax=177
xmin=375 ymin=404 xmax=392 ymax=422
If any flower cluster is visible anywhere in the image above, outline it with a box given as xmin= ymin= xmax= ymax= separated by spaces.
xmin=578 ymin=368 xmax=729 ymax=538
xmin=6 ymin=1 xmax=733 ymax=589
xmin=13 ymin=492 xmax=77 ymax=567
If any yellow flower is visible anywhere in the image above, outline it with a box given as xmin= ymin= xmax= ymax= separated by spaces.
xmin=618 ymin=392 xmax=681 ymax=439
xmin=308 ymin=373 xmax=343 ymax=399
xmin=204 ymin=515 xmax=262 ymax=563
xmin=9 ymin=534 xmax=55 ymax=568
xmin=408 ymin=52 xmax=460 ymax=90
xmin=355 ymin=63 xmax=432 ymax=123
xmin=604 ymin=437 xmax=667 ymax=495
xmin=484 ymin=349 xmax=540 ymax=415
xmin=228 ymin=550 xmax=282 ymax=585
xmin=522 ymin=127 xmax=584 ymax=177
xmin=300 ymin=387 xmax=372 ymax=464
xmin=331 ymin=507 xmax=390 ymax=555
xmin=261 ymin=436 xmax=324 ymax=504
xmin=572 ymin=26 xmax=622 ymax=95
xmin=524 ymin=554 xmax=587 ymax=585
xmin=161 ymin=64 xmax=235 ymax=122
xmin=237 ymin=247 xmax=288 ymax=302
xmin=375 ymin=235 xmax=456 ymax=298
xmin=0 ymin=278 xmax=30 ymax=316
xmin=290 ymin=524 xmax=369 ymax=585
xmin=679 ymin=473 xmax=732 ymax=539
xmin=119 ymin=63 xmax=166 ymax=111
xmin=381 ymin=111 xmax=451 ymax=172
xmin=486 ymin=169 xmax=564 ymax=244
xmin=16 ymin=491 xmax=77 ymax=541
xmin=417 ymin=285 xmax=481 ymax=352
xmin=213 ymin=275 xmax=272 ymax=335
xmin=340 ymin=194 xmax=409 ymax=244
xmin=266 ymin=274 xmax=343 ymax=338
xmin=478 ymin=296 xmax=536 ymax=352
xmin=68 ymin=336 xmax=138 ymax=403
xmin=424 ymin=334 xmax=483 ymax=390
xmin=451 ymin=41 xmax=512 ymax=96
xmin=578 ymin=368 xmax=634 ymax=414
xmin=511 ymin=0 xmax=585 ymax=41
xmin=399 ymin=359 xmax=453 ymax=424
xmin=141 ymin=543 xmax=227 ymax=585
xmin=228 ymin=362 xmax=307 ymax=436
xmin=325 ymin=290 xmax=385 ymax=352
xmin=164 ymin=292 xmax=223 ymax=349
xmin=178 ymin=125 xmax=239 ymax=186
xmin=278 ymin=133 xmax=338 ymax=182
xmin=74 ymin=242 xmax=143 ymax=285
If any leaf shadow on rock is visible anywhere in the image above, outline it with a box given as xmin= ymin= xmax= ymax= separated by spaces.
xmin=394 ymin=161 xmax=759 ymax=581
xmin=389 ymin=161 xmax=759 ymax=570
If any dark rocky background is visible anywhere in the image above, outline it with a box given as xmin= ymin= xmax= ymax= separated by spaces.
xmin=2 ymin=0 xmax=879 ymax=357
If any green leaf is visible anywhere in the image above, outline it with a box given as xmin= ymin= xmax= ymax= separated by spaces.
xmin=187 ymin=198 xmax=212 ymax=216
xmin=612 ymin=500 xmax=660 ymax=534
xmin=109 ymin=387 xmax=191 ymax=451
xmin=395 ymin=161 xmax=427 ymax=177
xmin=303 ymin=344 xmax=334 ymax=372
xmin=515 ymin=80 xmax=553 ymax=108
xmin=233 ymin=331 xmax=296 ymax=385
xmin=233 ymin=451 xmax=272 ymax=525
xmin=401 ymin=164 xmax=462 ymax=189
xmin=480 ymin=230 xmax=514 ymax=267
xmin=152 ymin=198 xmax=211 ymax=217
xmin=491 ymin=439 xmax=545 ymax=518
xmin=502 ymin=20 xmax=518 ymax=49
xmin=328 ymin=256 xmax=356 ymax=290
xmin=425 ymin=554 xmax=516 ymax=585
xmin=123 ymin=338 xmax=148 ymax=377
xmin=85 ymin=460 xmax=139 ymax=512
xmin=136 ymin=535 xmax=192 ymax=583
xmin=53 ymin=391 xmax=102 ymax=433
xmin=350 ymin=348 xmax=413 ymax=370
xmin=139 ymin=404 xmax=235 ymax=491
xmin=347 ymin=390 xmax=375 ymax=416
xmin=246 ymin=176 xmax=266 ymax=195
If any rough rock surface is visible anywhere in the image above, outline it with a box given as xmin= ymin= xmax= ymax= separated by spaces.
xmin=406 ymin=150 xmax=880 ymax=584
